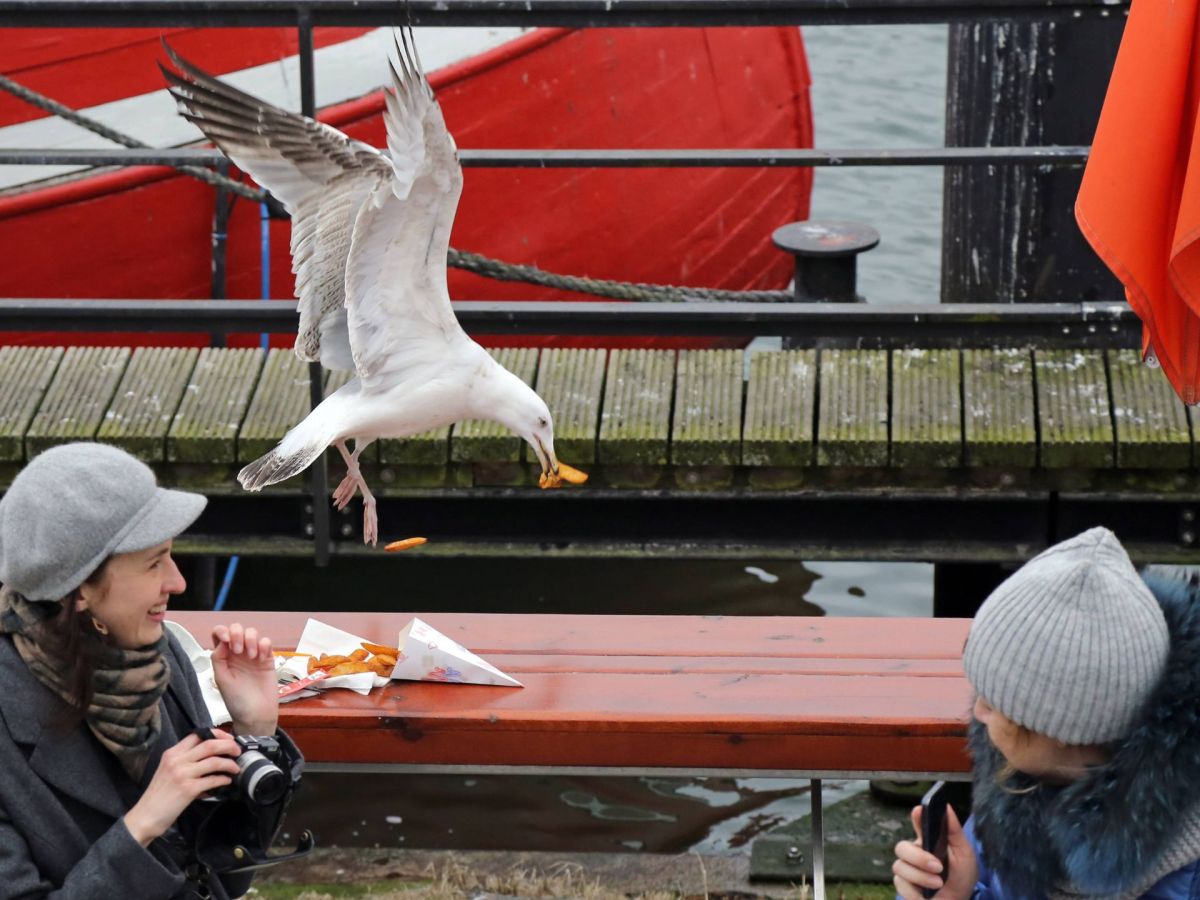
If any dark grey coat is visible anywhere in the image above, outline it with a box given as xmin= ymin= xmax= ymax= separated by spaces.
xmin=0 ymin=632 xmax=264 ymax=899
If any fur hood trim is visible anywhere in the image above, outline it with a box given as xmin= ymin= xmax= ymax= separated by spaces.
xmin=972 ymin=573 xmax=1200 ymax=897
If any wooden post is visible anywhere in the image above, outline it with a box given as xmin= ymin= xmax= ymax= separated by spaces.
xmin=941 ymin=16 xmax=1126 ymax=302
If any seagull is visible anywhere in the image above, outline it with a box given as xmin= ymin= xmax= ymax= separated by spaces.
xmin=161 ymin=31 xmax=568 ymax=546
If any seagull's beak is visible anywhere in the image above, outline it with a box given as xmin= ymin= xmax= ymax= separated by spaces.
xmin=534 ymin=435 xmax=558 ymax=477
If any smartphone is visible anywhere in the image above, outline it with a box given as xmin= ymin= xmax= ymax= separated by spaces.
xmin=921 ymin=780 xmax=950 ymax=899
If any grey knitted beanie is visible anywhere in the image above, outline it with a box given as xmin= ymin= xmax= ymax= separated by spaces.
xmin=963 ymin=526 xmax=1169 ymax=745
xmin=0 ymin=443 xmax=207 ymax=601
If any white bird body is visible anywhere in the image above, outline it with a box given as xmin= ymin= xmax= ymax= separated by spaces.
xmin=163 ymin=31 xmax=561 ymax=544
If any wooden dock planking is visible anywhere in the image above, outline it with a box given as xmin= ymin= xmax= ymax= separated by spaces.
xmin=962 ymin=349 xmax=1037 ymax=467
xmin=891 ymin=349 xmax=962 ymax=467
xmin=742 ymin=349 xmax=816 ymax=467
xmin=237 ymin=350 xmax=317 ymax=464
xmin=167 ymin=348 xmax=264 ymax=466
xmin=96 ymin=347 xmax=198 ymax=462
xmin=597 ymin=349 xmax=675 ymax=466
xmin=25 ymin=347 xmax=130 ymax=457
xmin=451 ymin=348 xmax=539 ymax=465
xmin=534 ymin=348 xmax=606 ymax=465
xmin=671 ymin=349 xmax=743 ymax=467
xmin=1035 ymin=350 xmax=1114 ymax=468
xmin=1107 ymin=350 xmax=1192 ymax=469
xmin=0 ymin=347 xmax=63 ymax=462
xmin=0 ymin=345 xmax=1195 ymax=483
xmin=817 ymin=349 xmax=889 ymax=466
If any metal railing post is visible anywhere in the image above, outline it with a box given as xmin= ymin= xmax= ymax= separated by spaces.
xmin=209 ymin=159 xmax=231 ymax=347
xmin=297 ymin=6 xmax=331 ymax=565
xmin=810 ymin=778 xmax=826 ymax=900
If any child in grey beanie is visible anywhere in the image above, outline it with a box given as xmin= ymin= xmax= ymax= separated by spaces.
xmin=894 ymin=527 xmax=1200 ymax=900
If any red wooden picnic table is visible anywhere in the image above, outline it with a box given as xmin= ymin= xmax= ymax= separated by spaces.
xmin=170 ymin=611 xmax=974 ymax=778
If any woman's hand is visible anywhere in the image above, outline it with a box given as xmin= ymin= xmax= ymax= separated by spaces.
xmin=893 ymin=804 xmax=979 ymax=900
xmin=123 ymin=730 xmax=241 ymax=846
xmin=211 ymin=623 xmax=278 ymax=738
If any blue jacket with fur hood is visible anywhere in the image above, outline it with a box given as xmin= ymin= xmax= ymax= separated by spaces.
xmin=961 ymin=574 xmax=1200 ymax=900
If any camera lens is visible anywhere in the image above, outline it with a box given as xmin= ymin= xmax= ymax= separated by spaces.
xmin=236 ymin=750 xmax=287 ymax=805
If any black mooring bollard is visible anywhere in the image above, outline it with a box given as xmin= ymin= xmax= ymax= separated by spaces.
xmin=771 ymin=220 xmax=880 ymax=303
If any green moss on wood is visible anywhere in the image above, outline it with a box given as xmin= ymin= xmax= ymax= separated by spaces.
xmin=168 ymin=348 xmax=264 ymax=465
xmin=25 ymin=346 xmax=130 ymax=456
xmin=97 ymin=347 xmax=198 ymax=462
xmin=743 ymin=349 xmax=816 ymax=467
xmin=599 ymin=349 xmax=674 ymax=466
xmin=962 ymin=349 xmax=1036 ymax=467
xmin=816 ymin=349 xmax=888 ymax=467
xmin=891 ymin=349 xmax=962 ymax=467
xmin=1107 ymin=349 xmax=1191 ymax=469
xmin=1035 ymin=349 xmax=1114 ymax=468
xmin=534 ymin=348 xmax=605 ymax=464
xmin=671 ymin=349 xmax=742 ymax=467
xmin=0 ymin=346 xmax=63 ymax=462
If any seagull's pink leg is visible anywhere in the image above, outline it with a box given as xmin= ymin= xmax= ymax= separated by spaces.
xmin=342 ymin=439 xmax=378 ymax=546
xmin=332 ymin=441 xmax=358 ymax=510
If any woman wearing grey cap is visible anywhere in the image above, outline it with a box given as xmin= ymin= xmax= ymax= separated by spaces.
xmin=893 ymin=527 xmax=1200 ymax=900
xmin=0 ymin=442 xmax=301 ymax=899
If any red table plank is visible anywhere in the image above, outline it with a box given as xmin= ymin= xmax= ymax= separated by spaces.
xmin=169 ymin=611 xmax=973 ymax=774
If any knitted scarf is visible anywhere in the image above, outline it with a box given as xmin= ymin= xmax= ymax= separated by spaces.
xmin=0 ymin=585 xmax=169 ymax=782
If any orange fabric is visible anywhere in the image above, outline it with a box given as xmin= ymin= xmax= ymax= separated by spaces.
xmin=1076 ymin=0 xmax=1200 ymax=403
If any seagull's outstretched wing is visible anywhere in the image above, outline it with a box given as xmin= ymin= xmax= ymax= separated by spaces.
xmin=342 ymin=31 xmax=467 ymax=390
xmin=161 ymin=43 xmax=391 ymax=371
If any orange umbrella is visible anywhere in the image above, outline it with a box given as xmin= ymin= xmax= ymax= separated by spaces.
xmin=1076 ymin=0 xmax=1200 ymax=403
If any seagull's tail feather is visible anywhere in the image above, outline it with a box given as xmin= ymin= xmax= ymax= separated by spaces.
xmin=237 ymin=421 xmax=336 ymax=491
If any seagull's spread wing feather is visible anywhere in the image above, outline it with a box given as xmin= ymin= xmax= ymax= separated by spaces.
xmin=342 ymin=31 xmax=466 ymax=388
xmin=161 ymin=44 xmax=392 ymax=370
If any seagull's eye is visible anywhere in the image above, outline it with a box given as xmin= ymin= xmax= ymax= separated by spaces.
xmin=538 ymin=417 xmax=548 ymax=428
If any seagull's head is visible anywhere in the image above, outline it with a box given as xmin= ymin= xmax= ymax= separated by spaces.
xmin=476 ymin=361 xmax=559 ymax=478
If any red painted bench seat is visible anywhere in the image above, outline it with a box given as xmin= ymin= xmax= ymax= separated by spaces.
xmin=170 ymin=611 xmax=974 ymax=777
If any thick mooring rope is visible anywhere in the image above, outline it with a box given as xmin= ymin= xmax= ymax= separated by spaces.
xmin=1 ymin=73 xmax=790 ymax=303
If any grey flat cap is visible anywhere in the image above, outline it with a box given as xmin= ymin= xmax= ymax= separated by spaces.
xmin=963 ymin=526 xmax=1169 ymax=745
xmin=0 ymin=443 xmax=207 ymax=601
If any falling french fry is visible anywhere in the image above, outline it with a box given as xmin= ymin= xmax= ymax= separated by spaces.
xmin=385 ymin=537 xmax=428 ymax=552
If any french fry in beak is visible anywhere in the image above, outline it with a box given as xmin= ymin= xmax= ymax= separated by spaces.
xmin=385 ymin=537 xmax=428 ymax=552
xmin=557 ymin=462 xmax=588 ymax=484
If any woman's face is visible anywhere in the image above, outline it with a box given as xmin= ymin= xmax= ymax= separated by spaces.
xmin=973 ymin=695 xmax=1107 ymax=783
xmin=77 ymin=540 xmax=187 ymax=650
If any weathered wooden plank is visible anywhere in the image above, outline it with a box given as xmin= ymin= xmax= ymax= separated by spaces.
xmin=816 ymin=349 xmax=888 ymax=466
xmin=451 ymin=348 xmax=539 ymax=463
xmin=238 ymin=349 xmax=314 ymax=463
xmin=891 ymin=349 xmax=962 ymax=467
xmin=168 ymin=348 xmax=264 ymax=465
xmin=0 ymin=346 xmax=63 ymax=462
xmin=962 ymin=349 xmax=1037 ymax=467
xmin=1107 ymin=350 xmax=1192 ymax=469
xmin=598 ymin=349 xmax=675 ymax=466
xmin=96 ymin=347 xmax=198 ymax=462
xmin=378 ymin=427 xmax=450 ymax=467
xmin=742 ymin=349 xmax=816 ymax=467
xmin=534 ymin=348 xmax=605 ymax=465
xmin=25 ymin=346 xmax=130 ymax=456
xmin=1034 ymin=349 xmax=1113 ymax=468
xmin=671 ymin=350 xmax=743 ymax=467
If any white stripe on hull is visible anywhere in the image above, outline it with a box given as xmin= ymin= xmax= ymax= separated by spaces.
xmin=0 ymin=27 xmax=529 ymax=192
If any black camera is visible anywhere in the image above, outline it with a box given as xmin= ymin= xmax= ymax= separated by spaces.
xmin=227 ymin=733 xmax=288 ymax=805
xmin=181 ymin=727 xmax=314 ymax=879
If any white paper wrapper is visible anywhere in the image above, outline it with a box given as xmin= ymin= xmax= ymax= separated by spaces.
xmin=393 ymin=617 xmax=522 ymax=687
xmin=278 ymin=618 xmax=382 ymax=694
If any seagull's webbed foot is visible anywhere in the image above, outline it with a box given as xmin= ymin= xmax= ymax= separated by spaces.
xmin=332 ymin=474 xmax=358 ymax=509
xmin=362 ymin=494 xmax=378 ymax=546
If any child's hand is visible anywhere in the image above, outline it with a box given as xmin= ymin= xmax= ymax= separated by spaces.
xmin=893 ymin=804 xmax=978 ymax=900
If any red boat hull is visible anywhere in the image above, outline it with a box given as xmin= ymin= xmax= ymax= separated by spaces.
xmin=0 ymin=27 xmax=813 ymax=349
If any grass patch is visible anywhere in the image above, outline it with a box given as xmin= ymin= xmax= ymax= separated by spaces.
xmin=248 ymin=872 xmax=896 ymax=900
